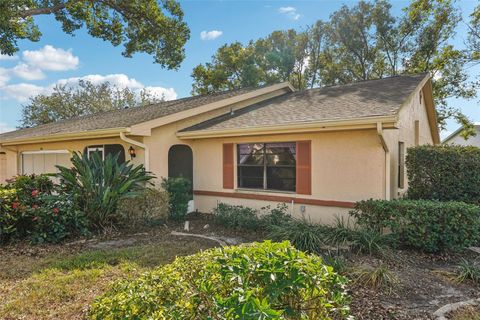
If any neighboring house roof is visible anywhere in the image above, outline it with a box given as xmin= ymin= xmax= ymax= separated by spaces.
xmin=442 ymin=125 xmax=480 ymax=145
xmin=180 ymin=73 xmax=429 ymax=135
xmin=0 ymin=85 xmax=285 ymax=144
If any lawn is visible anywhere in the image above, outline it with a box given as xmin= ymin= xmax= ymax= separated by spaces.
xmin=0 ymin=229 xmax=218 ymax=319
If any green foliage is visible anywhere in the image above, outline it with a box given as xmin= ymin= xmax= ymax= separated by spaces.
xmin=267 ymin=219 xmax=326 ymax=254
xmin=0 ymin=175 xmax=89 ymax=244
xmin=406 ymin=145 xmax=480 ymax=204
xmin=90 ymin=241 xmax=351 ymax=319
xmin=57 ymin=152 xmax=154 ymax=229
xmin=351 ymin=199 xmax=480 ymax=252
xmin=212 ymin=203 xmax=292 ymax=230
xmin=212 ymin=202 xmax=262 ymax=230
xmin=20 ymin=80 xmax=163 ymax=128
xmin=353 ymin=265 xmax=399 ymax=292
xmin=116 ymin=188 xmax=169 ymax=228
xmin=160 ymin=177 xmax=191 ymax=221
xmin=0 ymin=0 xmax=189 ymax=68
xmin=191 ymin=0 xmax=478 ymax=132
xmin=456 ymin=259 xmax=480 ymax=284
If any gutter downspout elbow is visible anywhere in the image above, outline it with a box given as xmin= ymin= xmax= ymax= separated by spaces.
xmin=120 ymin=132 xmax=149 ymax=171
xmin=377 ymin=123 xmax=391 ymax=200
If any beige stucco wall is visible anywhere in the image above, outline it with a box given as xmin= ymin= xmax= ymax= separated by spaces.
xmin=188 ymin=129 xmax=385 ymax=223
xmin=0 ymin=136 xmax=145 ymax=182
xmin=383 ymin=88 xmax=435 ymax=198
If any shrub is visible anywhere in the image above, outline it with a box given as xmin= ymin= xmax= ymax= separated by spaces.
xmin=0 ymin=175 xmax=89 ymax=244
xmin=90 ymin=241 xmax=351 ymax=319
xmin=213 ymin=203 xmax=292 ymax=231
xmin=116 ymin=188 xmax=169 ymax=227
xmin=351 ymin=199 xmax=480 ymax=252
xmin=57 ymin=152 xmax=154 ymax=229
xmin=267 ymin=218 xmax=327 ymax=253
xmin=406 ymin=145 xmax=480 ymax=204
xmin=213 ymin=202 xmax=262 ymax=230
xmin=161 ymin=177 xmax=191 ymax=221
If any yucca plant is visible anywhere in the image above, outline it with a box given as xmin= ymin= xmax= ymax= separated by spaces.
xmin=56 ymin=152 xmax=154 ymax=229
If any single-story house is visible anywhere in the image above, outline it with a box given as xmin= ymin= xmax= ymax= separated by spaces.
xmin=442 ymin=124 xmax=480 ymax=147
xmin=0 ymin=73 xmax=439 ymax=223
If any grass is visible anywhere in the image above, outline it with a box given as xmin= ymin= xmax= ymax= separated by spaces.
xmin=456 ymin=259 xmax=480 ymax=284
xmin=449 ymin=305 xmax=480 ymax=320
xmin=0 ymin=238 xmax=216 ymax=319
xmin=353 ymin=264 xmax=399 ymax=293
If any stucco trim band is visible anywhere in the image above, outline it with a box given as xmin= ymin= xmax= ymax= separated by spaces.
xmin=193 ymin=190 xmax=355 ymax=208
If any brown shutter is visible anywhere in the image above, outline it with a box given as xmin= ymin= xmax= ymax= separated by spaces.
xmin=296 ymin=141 xmax=311 ymax=195
xmin=223 ymin=143 xmax=234 ymax=189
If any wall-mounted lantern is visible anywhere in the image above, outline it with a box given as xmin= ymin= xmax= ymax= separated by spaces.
xmin=128 ymin=146 xmax=136 ymax=159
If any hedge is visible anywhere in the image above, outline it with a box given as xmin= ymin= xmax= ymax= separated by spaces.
xmin=350 ymin=199 xmax=480 ymax=252
xmin=406 ymin=145 xmax=480 ymax=204
xmin=90 ymin=241 xmax=350 ymax=319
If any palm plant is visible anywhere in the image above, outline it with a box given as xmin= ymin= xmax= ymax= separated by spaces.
xmin=57 ymin=152 xmax=154 ymax=229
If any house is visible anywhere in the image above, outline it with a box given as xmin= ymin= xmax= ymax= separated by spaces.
xmin=442 ymin=124 xmax=480 ymax=147
xmin=0 ymin=73 xmax=439 ymax=223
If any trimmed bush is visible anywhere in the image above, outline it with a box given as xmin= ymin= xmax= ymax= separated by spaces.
xmin=90 ymin=241 xmax=351 ymax=319
xmin=212 ymin=203 xmax=292 ymax=230
xmin=161 ymin=177 xmax=191 ymax=221
xmin=116 ymin=188 xmax=169 ymax=227
xmin=351 ymin=199 xmax=480 ymax=252
xmin=406 ymin=145 xmax=480 ymax=204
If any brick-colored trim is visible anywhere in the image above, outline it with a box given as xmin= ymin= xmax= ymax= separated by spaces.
xmin=222 ymin=143 xmax=234 ymax=189
xmin=193 ymin=190 xmax=355 ymax=208
xmin=296 ymin=140 xmax=311 ymax=195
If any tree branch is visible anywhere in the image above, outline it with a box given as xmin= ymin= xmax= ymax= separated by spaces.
xmin=18 ymin=3 xmax=66 ymax=18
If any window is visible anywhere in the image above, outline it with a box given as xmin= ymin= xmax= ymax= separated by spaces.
xmin=398 ymin=142 xmax=405 ymax=189
xmin=84 ymin=144 xmax=125 ymax=163
xmin=237 ymin=142 xmax=296 ymax=192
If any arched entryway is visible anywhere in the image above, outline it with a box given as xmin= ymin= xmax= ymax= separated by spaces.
xmin=168 ymin=145 xmax=193 ymax=197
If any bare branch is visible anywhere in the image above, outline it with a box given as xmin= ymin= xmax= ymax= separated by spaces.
xmin=18 ymin=3 xmax=66 ymax=18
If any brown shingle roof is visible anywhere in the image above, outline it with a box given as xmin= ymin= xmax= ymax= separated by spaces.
xmin=0 ymin=86 xmax=260 ymax=142
xmin=180 ymin=73 xmax=428 ymax=133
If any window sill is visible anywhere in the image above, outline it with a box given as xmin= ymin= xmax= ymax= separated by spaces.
xmin=235 ymin=188 xmax=296 ymax=195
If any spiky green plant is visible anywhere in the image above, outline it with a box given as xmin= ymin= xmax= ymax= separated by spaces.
xmin=456 ymin=259 xmax=480 ymax=284
xmin=57 ymin=152 xmax=154 ymax=229
xmin=354 ymin=264 xmax=399 ymax=292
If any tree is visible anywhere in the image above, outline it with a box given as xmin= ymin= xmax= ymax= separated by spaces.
xmin=20 ymin=80 xmax=163 ymax=128
xmin=191 ymin=0 xmax=479 ymax=132
xmin=0 ymin=0 xmax=190 ymax=69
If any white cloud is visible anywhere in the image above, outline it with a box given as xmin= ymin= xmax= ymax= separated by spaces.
xmin=0 ymin=68 xmax=10 ymax=86
xmin=22 ymin=45 xmax=79 ymax=71
xmin=57 ymin=73 xmax=144 ymax=89
xmin=0 ymin=54 xmax=18 ymax=61
xmin=200 ymin=30 xmax=223 ymax=41
xmin=278 ymin=6 xmax=301 ymax=20
xmin=0 ymin=122 xmax=15 ymax=134
xmin=1 ymin=73 xmax=177 ymax=103
xmin=11 ymin=63 xmax=45 ymax=80
xmin=143 ymin=86 xmax=177 ymax=101
xmin=1 ymin=83 xmax=47 ymax=102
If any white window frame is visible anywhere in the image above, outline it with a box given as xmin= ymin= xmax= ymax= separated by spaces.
xmin=87 ymin=146 xmax=105 ymax=160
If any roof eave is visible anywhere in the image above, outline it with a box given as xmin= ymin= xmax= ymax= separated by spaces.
xmin=0 ymin=127 xmax=130 ymax=146
xmin=176 ymin=115 xmax=398 ymax=139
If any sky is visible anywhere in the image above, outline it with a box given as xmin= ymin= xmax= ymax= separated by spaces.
xmin=0 ymin=0 xmax=478 ymax=139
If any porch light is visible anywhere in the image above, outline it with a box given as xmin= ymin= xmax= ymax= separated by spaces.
xmin=128 ymin=146 xmax=136 ymax=159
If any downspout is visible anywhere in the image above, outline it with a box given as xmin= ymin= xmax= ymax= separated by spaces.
xmin=119 ymin=132 xmax=149 ymax=171
xmin=376 ymin=123 xmax=391 ymax=200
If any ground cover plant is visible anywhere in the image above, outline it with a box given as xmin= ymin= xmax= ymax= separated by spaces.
xmin=90 ymin=240 xmax=351 ymax=319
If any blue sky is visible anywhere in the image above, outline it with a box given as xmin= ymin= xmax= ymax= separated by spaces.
xmin=0 ymin=0 xmax=478 ymax=138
